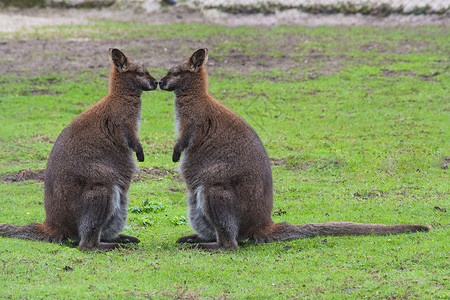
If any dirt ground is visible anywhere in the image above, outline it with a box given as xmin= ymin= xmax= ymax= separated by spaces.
xmin=0 ymin=5 xmax=448 ymax=76
xmin=0 ymin=166 xmax=177 ymax=183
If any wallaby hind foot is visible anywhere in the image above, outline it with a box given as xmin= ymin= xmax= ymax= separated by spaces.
xmin=177 ymin=234 xmax=218 ymax=245
xmin=115 ymin=234 xmax=140 ymax=244
xmin=176 ymin=234 xmax=203 ymax=244
xmin=100 ymin=234 xmax=140 ymax=244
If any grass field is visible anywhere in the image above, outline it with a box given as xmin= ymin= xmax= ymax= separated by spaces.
xmin=0 ymin=20 xmax=449 ymax=298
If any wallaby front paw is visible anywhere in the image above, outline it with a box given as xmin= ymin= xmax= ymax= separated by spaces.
xmin=172 ymin=150 xmax=181 ymax=162
xmin=136 ymin=150 xmax=145 ymax=162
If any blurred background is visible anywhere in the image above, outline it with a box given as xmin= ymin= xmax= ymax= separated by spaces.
xmin=0 ymin=0 xmax=448 ymax=14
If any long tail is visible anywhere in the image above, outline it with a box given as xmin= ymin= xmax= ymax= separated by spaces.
xmin=255 ymin=222 xmax=429 ymax=243
xmin=0 ymin=222 xmax=63 ymax=243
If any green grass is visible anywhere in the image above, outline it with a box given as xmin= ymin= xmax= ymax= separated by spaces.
xmin=0 ymin=22 xmax=449 ymax=299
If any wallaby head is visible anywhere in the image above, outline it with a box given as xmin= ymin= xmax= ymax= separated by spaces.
xmin=159 ymin=48 xmax=208 ymax=92
xmin=109 ymin=48 xmax=158 ymax=93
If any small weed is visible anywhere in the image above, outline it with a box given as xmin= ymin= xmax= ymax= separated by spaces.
xmin=140 ymin=217 xmax=153 ymax=227
xmin=170 ymin=216 xmax=187 ymax=226
xmin=130 ymin=199 xmax=166 ymax=214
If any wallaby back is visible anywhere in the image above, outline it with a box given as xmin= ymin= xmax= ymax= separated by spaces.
xmin=0 ymin=49 xmax=157 ymax=251
xmin=160 ymin=48 xmax=429 ymax=251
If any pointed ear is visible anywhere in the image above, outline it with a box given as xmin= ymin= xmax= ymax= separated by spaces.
xmin=109 ymin=48 xmax=128 ymax=72
xmin=188 ymin=48 xmax=208 ymax=71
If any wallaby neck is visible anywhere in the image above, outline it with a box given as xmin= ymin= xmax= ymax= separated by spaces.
xmin=175 ymin=85 xmax=209 ymax=108
xmin=108 ymin=69 xmax=143 ymax=100
xmin=175 ymin=91 xmax=212 ymax=113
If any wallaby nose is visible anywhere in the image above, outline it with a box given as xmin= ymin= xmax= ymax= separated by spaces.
xmin=154 ymin=81 xmax=159 ymax=86
xmin=158 ymin=81 xmax=163 ymax=86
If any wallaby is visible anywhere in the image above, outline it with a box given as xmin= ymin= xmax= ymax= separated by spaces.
xmin=0 ymin=48 xmax=158 ymax=251
xmin=159 ymin=48 xmax=429 ymax=251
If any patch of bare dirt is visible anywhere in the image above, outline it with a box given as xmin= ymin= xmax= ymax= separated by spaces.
xmin=0 ymin=37 xmax=176 ymax=77
xmin=381 ymin=68 xmax=417 ymax=77
xmin=1 ymin=168 xmax=45 ymax=182
xmin=441 ymin=156 xmax=450 ymax=169
xmin=353 ymin=190 xmax=389 ymax=199
xmin=273 ymin=208 xmax=287 ymax=216
xmin=0 ymin=166 xmax=178 ymax=183
xmin=270 ymin=158 xmax=287 ymax=166
xmin=133 ymin=166 xmax=178 ymax=182
xmin=21 ymin=88 xmax=62 ymax=96
xmin=434 ymin=205 xmax=447 ymax=212
xmin=286 ymin=159 xmax=342 ymax=171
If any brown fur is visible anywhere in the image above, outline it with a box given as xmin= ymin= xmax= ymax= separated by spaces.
xmin=0 ymin=49 xmax=158 ymax=251
xmin=159 ymin=48 xmax=429 ymax=251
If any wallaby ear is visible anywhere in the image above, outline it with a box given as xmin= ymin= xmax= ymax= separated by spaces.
xmin=188 ymin=48 xmax=208 ymax=71
xmin=109 ymin=48 xmax=129 ymax=72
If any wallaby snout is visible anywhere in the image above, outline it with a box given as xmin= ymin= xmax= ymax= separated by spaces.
xmin=135 ymin=70 xmax=158 ymax=91
xmin=143 ymin=78 xmax=158 ymax=91
xmin=141 ymin=73 xmax=157 ymax=91
xmin=158 ymin=77 xmax=171 ymax=91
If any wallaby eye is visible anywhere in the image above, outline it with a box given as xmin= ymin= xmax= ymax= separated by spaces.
xmin=137 ymin=72 xmax=145 ymax=77
xmin=172 ymin=72 xmax=179 ymax=77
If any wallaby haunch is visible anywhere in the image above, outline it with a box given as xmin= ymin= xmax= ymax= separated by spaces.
xmin=159 ymin=48 xmax=429 ymax=250
xmin=0 ymin=48 xmax=158 ymax=251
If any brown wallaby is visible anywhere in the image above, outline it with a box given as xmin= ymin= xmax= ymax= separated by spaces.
xmin=159 ymin=48 xmax=430 ymax=251
xmin=0 ymin=48 xmax=158 ymax=251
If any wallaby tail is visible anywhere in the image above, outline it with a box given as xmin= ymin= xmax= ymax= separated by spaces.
xmin=254 ymin=222 xmax=429 ymax=244
xmin=0 ymin=222 xmax=63 ymax=243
